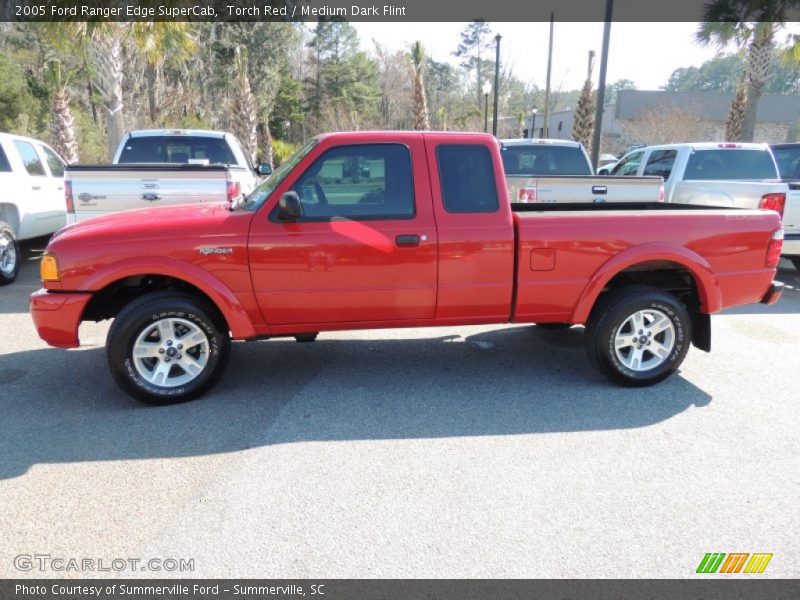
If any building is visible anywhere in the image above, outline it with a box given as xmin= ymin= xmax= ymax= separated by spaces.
xmin=509 ymin=90 xmax=800 ymax=156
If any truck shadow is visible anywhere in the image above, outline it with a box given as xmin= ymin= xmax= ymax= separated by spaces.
xmin=0 ymin=237 xmax=49 ymax=315
xmin=0 ymin=325 xmax=712 ymax=480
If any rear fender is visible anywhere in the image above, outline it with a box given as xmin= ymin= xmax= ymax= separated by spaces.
xmin=80 ymin=256 xmax=257 ymax=339
xmin=571 ymin=243 xmax=723 ymax=324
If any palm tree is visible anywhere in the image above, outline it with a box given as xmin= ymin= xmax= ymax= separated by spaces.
xmin=48 ymin=22 xmax=198 ymax=159
xmin=572 ymin=50 xmax=596 ymax=153
xmin=725 ymin=75 xmax=747 ymax=141
xmin=410 ymin=41 xmax=430 ymax=131
xmin=49 ymin=61 xmax=79 ymax=163
xmin=131 ymin=23 xmax=197 ymax=125
xmin=698 ymin=0 xmax=800 ymax=141
xmin=232 ymin=47 xmax=258 ymax=164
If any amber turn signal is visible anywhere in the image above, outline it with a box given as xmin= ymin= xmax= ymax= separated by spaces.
xmin=40 ymin=254 xmax=60 ymax=282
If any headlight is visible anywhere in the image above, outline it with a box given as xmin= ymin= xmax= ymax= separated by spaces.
xmin=40 ymin=253 xmax=60 ymax=282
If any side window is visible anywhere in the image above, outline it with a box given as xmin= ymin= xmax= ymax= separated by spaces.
xmin=40 ymin=145 xmax=65 ymax=177
xmin=437 ymin=144 xmax=499 ymax=213
xmin=0 ymin=145 xmax=11 ymax=172
xmin=643 ymin=150 xmax=677 ymax=179
xmin=612 ymin=151 xmax=644 ymax=176
xmin=13 ymin=140 xmax=46 ymax=176
xmin=289 ymin=144 xmax=414 ymax=220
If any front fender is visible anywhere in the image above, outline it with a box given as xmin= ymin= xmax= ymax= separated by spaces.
xmin=570 ymin=243 xmax=722 ymax=324
xmin=80 ymin=256 xmax=258 ymax=339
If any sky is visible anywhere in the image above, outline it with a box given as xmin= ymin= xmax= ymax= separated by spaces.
xmin=352 ymin=22 xmax=726 ymax=92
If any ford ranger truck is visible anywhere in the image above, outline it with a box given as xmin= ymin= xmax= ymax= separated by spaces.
xmin=30 ymin=132 xmax=784 ymax=405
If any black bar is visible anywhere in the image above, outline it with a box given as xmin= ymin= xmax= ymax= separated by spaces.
xmin=2 ymin=579 xmax=799 ymax=600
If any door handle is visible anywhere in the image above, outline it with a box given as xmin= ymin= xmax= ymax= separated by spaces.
xmin=592 ymin=185 xmax=607 ymax=194
xmin=31 ymin=185 xmax=42 ymax=191
xmin=395 ymin=234 xmax=421 ymax=247
xmin=141 ymin=193 xmax=161 ymax=201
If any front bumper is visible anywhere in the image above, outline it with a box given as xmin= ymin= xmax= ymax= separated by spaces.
xmin=782 ymin=233 xmax=800 ymax=256
xmin=760 ymin=281 xmax=784 ymax=306
xmin=30 ymin=289 xmax=93 ymax=348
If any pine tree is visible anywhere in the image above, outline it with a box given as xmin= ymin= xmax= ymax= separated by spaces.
xmin=410 ymin=41 xmax=430 ymax=131
xmin=571 ymin=51 xmax=596 ymax=153
xmin=232 ymin=46 xmax=258 ymax=164
xmin=48 ymin=61 xmax=79 ymax=163
xmin=725 ymin=76 xmax=746 ymax=141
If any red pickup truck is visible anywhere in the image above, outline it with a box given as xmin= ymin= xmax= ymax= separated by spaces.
xmin=31 ymin=132 xmax=784 ymax=404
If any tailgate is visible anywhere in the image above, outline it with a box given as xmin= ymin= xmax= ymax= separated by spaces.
xmin=507 ymin=175 xmax=662 ymax=204
xmin=67 ymin=165 xmax=229 ymax=221
xmin=783 ymin=184 xmax=800 ymax=236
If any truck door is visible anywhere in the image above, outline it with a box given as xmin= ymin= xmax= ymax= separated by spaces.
xmin=248 ymin=139 xmax=438 ymax=326
xmin=424 ymin=138 xmax=515 ymax=321
xmin=11 ymin=139 xmax=58 ymax=238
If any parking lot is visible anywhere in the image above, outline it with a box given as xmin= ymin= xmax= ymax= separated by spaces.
xmin=1 ymin=238 xmax=799 ymax=578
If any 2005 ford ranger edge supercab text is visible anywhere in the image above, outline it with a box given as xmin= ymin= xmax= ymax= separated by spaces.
xmin=30 ymin=132 xmax=785 ymax=404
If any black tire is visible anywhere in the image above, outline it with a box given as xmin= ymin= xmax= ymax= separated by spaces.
xmin=535 ymin=322 xmax=573 ymax=330
xmin=0 ymin=221 xmax=20 ymax=286
xmin=106 ymin=292 xmax=231 ymax=405
xmin=791 ymin=257 xmax=800 ymax=272
xmin=585 ymin=285 xmax=691 ymax=387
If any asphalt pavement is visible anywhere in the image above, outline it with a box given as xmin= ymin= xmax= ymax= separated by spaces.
xmin=1 ymin=238 xmax=798 ymax=578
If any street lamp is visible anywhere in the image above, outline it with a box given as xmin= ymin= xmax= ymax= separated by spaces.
xmin=483 ymin=81 xmax=492 ymax=133
xmin=531 ymin=108 xmax=538 ymax=139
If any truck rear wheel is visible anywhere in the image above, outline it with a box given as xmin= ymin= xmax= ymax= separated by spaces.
xmin=0 ymin=221 xmax=20 ymax=285
xmin=585 ymin=285 xmax=691 ymax=387
xmin=106 ymin=292 xmax=231 ymax=405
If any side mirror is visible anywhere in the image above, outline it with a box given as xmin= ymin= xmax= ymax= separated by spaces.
xmin=278 ymin=191 xmax=303 ymax=221
xmin=256 ymin=162 xmax=273 ymax=176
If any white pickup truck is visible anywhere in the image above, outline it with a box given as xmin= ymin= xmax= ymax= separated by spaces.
xmin=500 ymin=138 xmax=664 ymax=204
xmin=609 ymin=142 xmax=789 ymax=213
xmin=0 ymin=132 xmax=67 ymax=285
xmin=66 ymin=129 xmax=272 ymax=224
xmin=770 ymin=143 xmax=800 ymax=270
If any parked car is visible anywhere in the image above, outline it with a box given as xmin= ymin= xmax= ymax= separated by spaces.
xmin=609 ymin=142 xmax=788 ymax=212
xmin=31 ymin=131 xmax=783 ymax=404
xmin=67 ymin=129 xmax=271 ymax=224
xmin=0 ymin=132 xmax=66 ymax=285
xmin=769 ymin=143 xmax=800 ymax=270
xmin=500 ymin=138 xmax=663 ymax=204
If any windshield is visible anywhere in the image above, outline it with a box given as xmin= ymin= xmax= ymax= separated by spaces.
xmin=238 ymin=139 xmax=318 ymax=211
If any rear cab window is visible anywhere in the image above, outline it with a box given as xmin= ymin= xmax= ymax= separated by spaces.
xmin=772 ymin=146 xmax=800 ymax=179
xmin=684 ymin=149 xmax=778 ymax=180
xmin=118 ymin=136 xmax=237 ymax=165
xmin=437 ymin=145 xmax=499 ymax=213
xmin=501 ymin=144 xmax=591 ymax=176
xmin=13 ymin=140 xmax=46 ymax=176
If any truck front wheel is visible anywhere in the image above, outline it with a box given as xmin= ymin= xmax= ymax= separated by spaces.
xmin=586 ymin=285 xmax=691 ymax=387
xmin=0 ymin=221 xmax=20 ymax=285
xmin=106 ymin=292 xmax=231 ymax=405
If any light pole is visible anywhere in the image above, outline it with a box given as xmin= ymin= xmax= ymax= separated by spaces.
xmin=591 ymin=0 xmax=614 ymax=170
xmin=492 ymin=34 xmax=501 ymax=136
xmin=483 ymin=82 xmax=491 ymax=133
xmin=531 ymin=108 xmax=538 ymax=139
